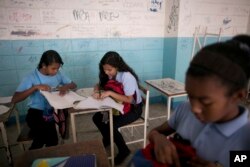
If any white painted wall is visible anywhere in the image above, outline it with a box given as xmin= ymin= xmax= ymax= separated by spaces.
xmin=164 ymin=0 xmax=250 ymax=37
xmin=247 ymin=12 xmax=250 ymax=33
xmin=0 ymin=0 xmax=165 ymax=39
xmin=0 ymin=0 xmax=249 ymax=40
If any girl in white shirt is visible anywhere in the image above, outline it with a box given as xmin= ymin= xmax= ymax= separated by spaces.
xmin=92 ymin=51 xmax=142 ymax=165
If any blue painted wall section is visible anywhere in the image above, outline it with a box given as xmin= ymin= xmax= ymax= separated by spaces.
xmin=0 ymin=37 xmax=164 ymax=119
xmin=163 ymin=37 xmax=177 ymax=78
xmin=0 ymin=36 xmax=233 ymax=122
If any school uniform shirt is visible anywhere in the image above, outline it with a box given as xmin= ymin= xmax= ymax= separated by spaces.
xmin=16 ymin=69 xmax=72 ymax=111
xmin=115 ymin=72 xmax=142 ymax=104
xmin=168 ymin=101 xmax=250 ymax=167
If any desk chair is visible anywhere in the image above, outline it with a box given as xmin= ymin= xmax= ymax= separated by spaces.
xmin=191 ymin=26 xmax=222 ymax=59
xmin=1 ymin=97 xmax=22 ymax=151
xmin=0 ymin=96 xmax=21 ymax=134
xmin=118 ymin=84 xmax=150 ymax=148
xmin=0 ymin=103 xmax=15 ymax=164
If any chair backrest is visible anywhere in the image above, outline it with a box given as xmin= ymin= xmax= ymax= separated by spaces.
xmin=191 ymin=26 xmax=222 ymax=60
xmin=139 ymin=84 xmax=150 ymax=147
xmin=139 ymin=84 xmax=150 ymax=121
xmin=0 ymin=103 xmax=15 ymax=122
xmin=0 ymin=96 xmax=15 ymax=121
xmin=118 ymin=83 xmax=150 ymax=147
xmin=0 ymin=96 xmax=21 ymax=134
xmin=0 ymin=96 xmax=12 ymax=105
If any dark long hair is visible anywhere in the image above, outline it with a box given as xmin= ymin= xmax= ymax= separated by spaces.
xmin=37 ymin=50 xmax=64 ymax=69
xmin=99 ymin=51 xmax=139 ymax=88
xmin=232 ymin=34 xmax=250 ymax=47
xmin=186 ymin=40 xmax=250 ymax=96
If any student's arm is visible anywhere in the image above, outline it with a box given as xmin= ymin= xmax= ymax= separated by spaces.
xmin=92 ymin=83 xmax=102 ymax=99
xmin=93 ymin=83 xmax=100 ymax=92
xmin=148 ymin=122 xmax=181 ymax=167
xmin=148 ymin=121 xmax=175 ymax=145
xmin=100 ymin=91 xmax=133 ymax=103
xmin=12 ymin=84 xmax=51 ymax=103
xmin=92 ymin=83 xmax=133 ymax=102
xmin=148 ymin=121 xmax=175 ymax=139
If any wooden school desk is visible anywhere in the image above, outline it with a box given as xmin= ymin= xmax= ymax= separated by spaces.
xmin=42 ymin=88 xmax=115 ymax=167
xmin=14 ymin=139 xmax=110 ymax=167
xmin=69 ymin=107 xmax=114 ymax=167
xmin=145 ymin=78 xmax=187 ymax=120
xmin=70 ymin=87 xmax=115 ymax=167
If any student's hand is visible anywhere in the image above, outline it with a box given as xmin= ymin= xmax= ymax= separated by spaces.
xmin=188 ymin=157 xmax=218 ymax=167
xmin=151 ymin=133 xmax=181 ymax=167
xmin=36 ymin=84 xmax=51 ymax=91
xmin=57 ymin=86 xmax=69 ymax=96
xmin=92 ymin=92 xmax=102 ymax=99
xmin=99 ymin=91 xmax=111 ymax=99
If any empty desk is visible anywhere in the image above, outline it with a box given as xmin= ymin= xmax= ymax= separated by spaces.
xmin=145 ymin=78 xmax=187 ymax=119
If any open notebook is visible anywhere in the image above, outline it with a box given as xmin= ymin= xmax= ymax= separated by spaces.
xmin=74 ymin=96 xmax=124 ymax=114
xmin=32 ymin=154 xmax=97 ymax=167
xmin=40 ymin=90 xmax=86 ymax=109
xmin=40 ymin=90 xmax=124 ymax=113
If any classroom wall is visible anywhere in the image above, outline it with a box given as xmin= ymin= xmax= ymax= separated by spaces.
xmin=163 ymin=0 xmax=250 ymax=83
xmin=0 ymin=37 xmax=164 ymax=116
xmin=248 ymin=12 xmax=250 ymax=33
xmin=0 ymin=0 xmax=249 ymax=118
xmin=0 ymin=0 xmax=166 ymax=117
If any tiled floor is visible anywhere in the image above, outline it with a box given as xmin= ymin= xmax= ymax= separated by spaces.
xmin=0 ymin=103 xmax=168 ymax=167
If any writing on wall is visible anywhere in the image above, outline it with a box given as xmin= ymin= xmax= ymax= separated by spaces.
xmin=0 ymin=0 xmax=165 ymax=39
xmin=165 ymin=0 xmax=250 ymax=37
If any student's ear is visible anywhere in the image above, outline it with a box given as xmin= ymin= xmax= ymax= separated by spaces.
xmin=232 ymin=88 xmax=247 ymax=103
xmin=42 ymin=63 xmax=46 ymax=69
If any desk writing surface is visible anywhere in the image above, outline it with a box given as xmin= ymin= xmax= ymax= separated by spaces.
xmin=145 ymin=78 xmax=186 ymax=96
xmin=14 ymin=140 xmax=109 ymax=167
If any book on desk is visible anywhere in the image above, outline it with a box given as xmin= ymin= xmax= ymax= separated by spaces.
xmin=40 ymin=90 xmax=124 ymax=113
xmin=32 ymin=154 xmax=97 ymax=167
xmin=73 ymin=96 xmax=124 ymax=114
xmin=40 ymin=90 xmax=86 ymax=109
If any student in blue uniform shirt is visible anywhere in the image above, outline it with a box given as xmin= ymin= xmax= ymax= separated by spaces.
xmin=92 ymin=51 xmax=143 ymax=165
xmin=147 ymin=39 xmax=250 ymax=167
xmin=12 ymin=50 xmax=76 ymax=150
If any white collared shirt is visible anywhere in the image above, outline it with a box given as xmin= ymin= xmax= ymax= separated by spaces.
xmin=115 ymin=72 xmax=142 ymax=104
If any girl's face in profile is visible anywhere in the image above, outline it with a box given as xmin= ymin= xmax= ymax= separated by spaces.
xmin=185 ymin=75 xmax=243 ymax=123
xmin=103 ymin=64 xmax=118 ymax=79
xmin=42 ymin=62 xmax=61 ymax=76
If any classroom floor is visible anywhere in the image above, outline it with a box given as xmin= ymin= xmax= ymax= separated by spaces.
xmin=0 ymin=103 xmax=168 ymax=167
